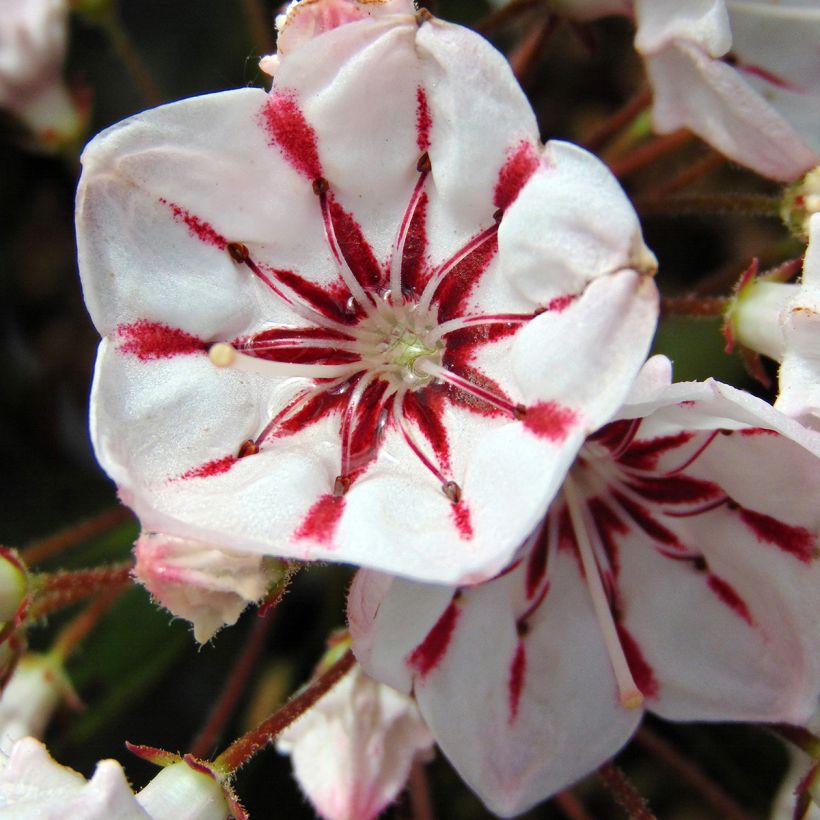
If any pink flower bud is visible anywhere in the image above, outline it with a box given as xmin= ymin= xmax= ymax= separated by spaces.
xmin=133 ymin=533 xmax=271 ymax=643
xmin=277 ymin=663 xmax=434 ymax=820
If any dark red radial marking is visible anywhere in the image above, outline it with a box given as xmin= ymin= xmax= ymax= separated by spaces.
xmin=407 ymin=599 xmax=460 ymax=679
xmin=523 ymin=401 xmax=578 ymax=443
xmin=327 ymin=194 xmax=385 ymax=292
xmin=160 ymin=199 xmax=227 ymax=250
xmin=116 ymin=321 xmax=205 ymax=360
xmin=612 ymin=491 xmax=683 ymax=549
xmin=442 ymin=363 xmax=512 ymax=418
xmin=627 ymin=475 xmax=724 ymax=506
xmin=543 ymin=293 xmax=577 ymax=313
xmin=738 ymin=427 xmax=778 ymax=437
xmin=615 ymin=624 xmax=659 ymax=699
xmin=738 ymin=507 xmax=816 ymax=563
xmin=179 ymin=455 xmax=237 ymax=480
xmin=587 ymin=497 xmax=627 ymax=578
xmin=259 ymin=93 xmax=323 ymax=181
xmin=277 ymin=388 xmax=348 ymax=437
xmin=706 ymin=574 xmax=753 ymax=625
xmin=452 ymin=501 xmax=473 ymax=540
xmin=401 ymin=190 xmax=429 ymax=296
xmin=348 ymin=380 xmax=390 ymax=474
xmin=525 ymin=530 xmax=549 ymax=598
xmin=618 ymin=432 xmax=694 ymax=471
xmin=403 ymin=387 xmax=450 ymax=472
xmin=591 ymin=419 xmax=637 ymax=453
xmin=435 ymin=231 xmax=499 ymax=323
xmin=416 ymin=86 xmax=432 ymax=152
xmin=270 ymin=266 xmax=354 ymax=324
xmin=494 ymin=141 xmax=540 ymax=211
xmin=294 ymin=493 xmax=345 ymax=546
xmin=508 ymin=641 xmax=527 ymax=723
xmin=242 ymin=327 xmax=359 ymax=366
xmin=737 ymin=61 xmax=802 ymax=92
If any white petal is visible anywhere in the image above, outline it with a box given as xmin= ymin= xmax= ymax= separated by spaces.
xmin=277 ymin=665 xmax=433 ymax=820
xmin=645 ymin=41 xmax=819 ymax=180
xmin=634 ymin=0 xmax=732 ymax=57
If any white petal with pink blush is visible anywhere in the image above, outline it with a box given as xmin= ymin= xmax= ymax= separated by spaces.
xmin=350 ymin=359 xmax=820 ymax=815
xmin=634 ymin=0 xmax=820 ymax=180
xmin=77 ymin=3 xmax=658 ymax=585
xmin=277 ymin=663 xmax=434 ymax=820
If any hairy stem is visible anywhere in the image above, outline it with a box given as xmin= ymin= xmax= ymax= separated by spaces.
xmin=608 ymin=130 xmax=693 ymax=180
xmin=597 ymin=761 xmax=657 ymax=820
xmin=213 ymin=647 xmax=356 ymax=775
xmin=582 ymin=88 xmax=652 ymax=153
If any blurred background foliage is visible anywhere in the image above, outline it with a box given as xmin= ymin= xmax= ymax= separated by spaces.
xmin=0 ymin=1 xmax=797 ymax=817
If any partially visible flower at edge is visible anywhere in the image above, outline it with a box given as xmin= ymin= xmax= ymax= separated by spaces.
xmin=349 ymin=355 xmax=820 ymax=816
xmin=729 ymin=212 xmax=820 ymax=429
xmin=0 ymin=0 xmax=86 ymax=150
xmin=0 ymin=736 xmax=229 ymax=819
xmin=277 ymin=660 xmax=434 ymax=820
xmin=133 ymin=532 xmax=273 ymax=643
xmin=77 ymin=1 xmax=658 ymax=586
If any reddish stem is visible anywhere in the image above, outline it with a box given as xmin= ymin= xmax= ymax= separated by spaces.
xmin=608 ymin=129 xmax=693 ymax=180
xmin=637 ymin=193 xmax=781 ymax=217
xmin=21 ymin=507 xmax=132 ymax=567
xmin=408 ymin=760 xmax=435 ymax=820
xmin=509 ymin=14 xmax=559 ymax=86
xmin=51 ymin=585 xmax=126 ymax=660
xmin=661 ymin=295 xmax=727 ymax=318
xmin=597 ymin=762 xmax=657 ymax=820
xmin=639 ymin=150 xmax=725 ymax=199
xmin=582 ymin=88 xmax=653 ymax=153
xmin=189 ymin=613 xmax=276 ymax=759
xmin=474 ymin=0 xmax=544 ymax=34
xmin=30 ymin=564 xmax=133 ymax=618
xmin=636 ymin=727 xmax=752 ymax=820
xmin=214 ymin=648 xmax=356 ymax=775
xmin=241 ymin=0 xmax=274 ymax=55
xmin=555 ymin=790 xmax=594 ymax=820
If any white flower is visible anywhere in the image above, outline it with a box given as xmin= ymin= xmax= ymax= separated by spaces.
xmin=0 ymin=737 xmax=229 ymax=819
xmin=277 ymin=663 xmax=434 ymax=820
xmin=350 ymin=357 xmax=820 ymax=816
xmin=730 ymin=213 xmax=820 ymax=428
xmin=77 ymin=0 xmax=658 ymax=585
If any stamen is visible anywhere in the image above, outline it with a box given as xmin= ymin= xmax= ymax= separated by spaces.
xmin=241 ymin=337 xmax=360 ymax=355
xmin=209 ymin=343 xmax=360 ymax=380
xmin=417 ymin=223 xmax=499 ymax=312
xmin=389 ymin=167 xmax=430 ymax=303
xmin=393 ymin=390 xmax=448 ymax=487
xmin=563 ymin=476 xmax=645 ymax=710
xmin=317 ymin=188 xmax=382 ymax=320
xmin=429 ymin=312 xmax=533 ymax=343
xmin=227 ymin=244 xmax=357 ymax=336
xmin=414 ymin=359 xmax=522 ymax=418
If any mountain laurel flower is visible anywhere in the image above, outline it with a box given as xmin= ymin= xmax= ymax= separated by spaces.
xmin=0 ymin=654 xmax=75 ymax=754
xmin=77 ymin=0 xmax=659 ymax=585
xmin=729 ymin=213 xmax=820 ymax=428
xmin=133 ymin=532 xmax=272 ymax=643
xmin=277 ymin=662 xmax=434 ymax=820
xmin=0 ymin=0 xmax=84 ymax=150
xmin=633 ymin=0 xmax=820 ymax=181
xmin=0 ymin=737 xmax=229 ymax=819
xmin=349 ymin=357 xmax=820 ymax=816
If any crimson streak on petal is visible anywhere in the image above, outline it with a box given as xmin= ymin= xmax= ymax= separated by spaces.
xmin=407 ymin=599 xmax=460 ymax=679
xmin=116 ymin=320 xmax=206 ymax=360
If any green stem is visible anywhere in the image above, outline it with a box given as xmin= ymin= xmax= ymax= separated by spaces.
xmin=100 ymin=8 xmax=162 ymax=106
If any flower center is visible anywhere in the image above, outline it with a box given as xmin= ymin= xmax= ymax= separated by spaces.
xmin=359 ymin=300 xmax=443 ymax=388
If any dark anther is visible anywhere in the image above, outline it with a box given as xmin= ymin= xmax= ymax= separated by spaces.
xmin=416 ymin=8 xmax=434 ymax=25
xmin=692 ymin=556 xmax=708 ymax=572
xmin=312 ymin=177 xmax=329 ymax=196
xmin=719 ymin=429 xmax=734 ymax=436
xmin=723 ymin=51 xmax=738 ymax=66
xmin=533 ymin=306 xmax=546 ymax=316
xmin=726 ymin=498 xmax=739 ymax=510
xmin=237 ymin=439 xmax=259 ymax=458
xmin=333 ymin=475 xmax=351 ymax=496
xmin=516 ymin=620 xmax=529 ymax=638
xmin=513 ymin=404 xmax=527 ymax=420
xmin=227 ymin=242 xmax=250 ymax=264
xmin=417 ymin=151 xmax=431 ymax=173
xmin=442 ymin=480 xmax=462 ymax=504
xmin=493 ymin=208 xmax=504 ymax=223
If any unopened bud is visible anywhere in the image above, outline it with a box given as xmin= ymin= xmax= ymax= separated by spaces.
xmin=782 ymin=166 xmax=820 ymax=241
